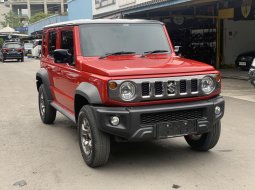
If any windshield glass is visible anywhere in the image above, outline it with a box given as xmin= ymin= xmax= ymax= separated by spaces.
xmin=4 ymin=43 xmax=22 ymax=48
xmin=24 ymin=43 xmax=33 ymax=48
xmin=79 ymin=24 xmax=171 ymax=57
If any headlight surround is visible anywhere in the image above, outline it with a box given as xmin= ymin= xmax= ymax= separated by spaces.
xmin=119 ymin=81 xmax=136 ymax=101
xmin=201 ymin=76 xmax=216 ymax=95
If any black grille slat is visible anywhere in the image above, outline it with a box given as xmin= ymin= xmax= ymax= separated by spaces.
xmin=155 ymin=82 xmax=163 ymax=96
xmin=180 ymin=80 xmax=187 ymax=94
xmin=191 ymin=79 xmax=198 ymax=92
xmin=141 ymin=109 xmax=203 ymax=125
xmin=142 ymin=82 xmax=150 ymax=97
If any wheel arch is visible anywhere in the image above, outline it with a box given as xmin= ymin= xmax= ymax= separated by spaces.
xmin=36 ymin=68 xmax=53 ymax=100
xmin=74 ymin=82 xmax=102 ymax=122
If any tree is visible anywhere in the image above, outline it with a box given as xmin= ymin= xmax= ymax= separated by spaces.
xmin=29 ymin=12 xmax=53 ymax=24
xmin=0 ymin=11 xmax=23 ymax=28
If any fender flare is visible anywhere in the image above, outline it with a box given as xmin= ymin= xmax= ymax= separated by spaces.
xmin=36 ymin=68 xmax=53 ymax=100
xmin=75 ymin=82 xmax=102 ymax=104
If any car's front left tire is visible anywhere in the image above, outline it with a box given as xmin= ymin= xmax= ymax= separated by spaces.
xmin=38 ymin=85 xmax=56 ymax=124
xmin=184 ymin=121 xmax=221 ymax=151
xmin=78 ymin=105 xmax=110 ymax=168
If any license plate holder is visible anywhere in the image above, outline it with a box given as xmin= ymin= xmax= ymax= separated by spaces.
xmin=239 ymin=62 xmax=246 ymax=66
xmin=157 ymin=120 xmax=197 ymax=138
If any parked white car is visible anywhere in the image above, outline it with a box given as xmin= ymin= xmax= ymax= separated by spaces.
xmin=32 ymin=39 xmax=42 ymax=58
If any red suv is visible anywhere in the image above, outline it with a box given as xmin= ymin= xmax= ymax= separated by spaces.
xmin=36 ymin=19 xmax=225 ymax=167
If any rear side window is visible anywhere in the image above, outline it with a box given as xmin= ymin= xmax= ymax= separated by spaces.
xmin=48 ymin=31 xmax=57 ymax=57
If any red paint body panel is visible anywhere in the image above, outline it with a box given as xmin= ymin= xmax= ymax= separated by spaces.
xmin=40 ymin=24 xmax=221 ymax=114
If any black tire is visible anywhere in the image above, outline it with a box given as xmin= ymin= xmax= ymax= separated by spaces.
xmin=78 ymin=105 xmax=110 ymax=168
xmin=38 ymin=85 xmax=56 ymax=124
xmin=184 ymin=121 xmax=221 ymax=151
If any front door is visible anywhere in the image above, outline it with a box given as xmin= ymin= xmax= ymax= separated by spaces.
xmin=51 ymin=28 xmax=79 ymax=113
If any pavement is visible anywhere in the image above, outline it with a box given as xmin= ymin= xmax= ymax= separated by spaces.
xmin=0 ymin=58 xmax=255 ymax=190
xmin=220 ymin=69 xmax=249 ymax=80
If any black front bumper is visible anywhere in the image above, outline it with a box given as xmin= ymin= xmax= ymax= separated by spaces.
xmin=90 ymin=96 xmax=225 ymax=141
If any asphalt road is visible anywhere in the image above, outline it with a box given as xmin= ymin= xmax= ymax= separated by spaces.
xmin=0 ymin=58 xmax=255 ymax=190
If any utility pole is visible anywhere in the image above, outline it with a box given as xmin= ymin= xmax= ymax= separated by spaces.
xmin=44 ymin=0 xmax=48 ymax=14
xmin=27 ymin=0 xmax=31 ymax=19
xmin=61 ymin=0 xmax=64 ymax=14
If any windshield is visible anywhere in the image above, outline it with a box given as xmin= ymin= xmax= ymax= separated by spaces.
xmin=4 ymin=43 xmax=22 ymax=49
xmin=24 ymin=43 xmax=33 ymax=48
xmin=79 ymin=24 xmax=171 ymax=57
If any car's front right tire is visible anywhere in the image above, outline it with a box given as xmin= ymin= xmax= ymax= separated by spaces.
xmin=78 ymin=105 xmax=110 ymax=168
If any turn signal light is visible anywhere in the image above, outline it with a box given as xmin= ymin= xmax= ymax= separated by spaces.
xmin=109 ymin=81 xmax=118 ymax=90
xmin=215 ymin=74 xmax=221 ymax=83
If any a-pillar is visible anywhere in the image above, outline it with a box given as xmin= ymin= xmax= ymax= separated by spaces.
xmin=27 ymin=0 xmax=31 ymax=18
xmin=44 ymin=0 xmax=48 ymax=14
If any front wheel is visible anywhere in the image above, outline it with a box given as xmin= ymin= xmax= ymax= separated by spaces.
xmin=38 ymin=85 xmax=56 ymax=124
xmin=184 ymin=121 xmax=221 ymax=151
xmin=78 ymin=105 xmax=110 ymax=168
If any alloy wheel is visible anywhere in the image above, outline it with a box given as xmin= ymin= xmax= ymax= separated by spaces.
xmin=81 ymin=117 xmax=93 ymax=156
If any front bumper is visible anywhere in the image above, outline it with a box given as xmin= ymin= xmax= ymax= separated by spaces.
xmin=90 ymin=96 xmax=225 ymax=141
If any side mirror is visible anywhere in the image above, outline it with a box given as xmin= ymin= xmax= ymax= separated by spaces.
xmin=53 ymin=49 xmax=73 ymax=65
xmin=174 ymin=46 xmax=182 ymax=56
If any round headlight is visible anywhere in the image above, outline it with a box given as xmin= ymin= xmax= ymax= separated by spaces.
xmin=119 ymin=82 xmax=136 ymax=101
xmin=201 ymin=76 xmax=215 ymax=94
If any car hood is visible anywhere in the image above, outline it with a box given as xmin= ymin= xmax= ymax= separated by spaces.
xmin=80 ymin=55 xmax=215 ymax=77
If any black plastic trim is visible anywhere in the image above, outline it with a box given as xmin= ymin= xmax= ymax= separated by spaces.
xmin=90 ymin=96 xmax=225 ymax=141
xmin=36 ymin=68 xmax=52 ymax=100
xmin=75 ymin=82 xmax=102 ymax=104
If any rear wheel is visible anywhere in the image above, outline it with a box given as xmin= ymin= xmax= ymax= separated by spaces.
xmin=184 ymin=121 xmax=221 ymax=151
xmin=78 ymin=105 xmax=110 ymax=167
xmin=38 ymin=85 xmax=56 ymax=124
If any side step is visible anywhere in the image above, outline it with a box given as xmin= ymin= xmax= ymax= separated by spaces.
xmin=50 ymin=102 xmax=76 ymax=124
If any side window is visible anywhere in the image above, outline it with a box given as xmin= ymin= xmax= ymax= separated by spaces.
xmin=42 ymin=32 xmax=46 ymax=56
xmin=60 ymin=30 xmax=74 ymax=61
xmin=48 ymin=30 xmax=56 ymax=57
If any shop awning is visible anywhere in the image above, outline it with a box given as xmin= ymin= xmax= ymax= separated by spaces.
xmin=94 ymin=0 xmax=193 ymax=18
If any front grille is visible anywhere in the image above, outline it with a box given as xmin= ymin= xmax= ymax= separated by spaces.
xmin=140 ymin=77 xmax=202 ymax=99
xmin=180 ymin=80 xmax=187 ymax=94
xmin=141 ymin=82 xmax=150 ymax=97
xmin=155 ymin=81 xmax=163 ymax=96
xmin=141 ymin=109 xmax=204 ymax=125
xmin=191 ymin=79 xmax=198 ymax=92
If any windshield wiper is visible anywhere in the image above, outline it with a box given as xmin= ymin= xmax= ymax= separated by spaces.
xmin=99 ymin=51 xmax=136 ymax=59
xmin=141 ymin=50 xmax=169 ymax=57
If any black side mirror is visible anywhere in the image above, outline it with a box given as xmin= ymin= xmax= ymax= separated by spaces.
xmin=174 ymin=46 xmax=183 ymax=56
xmin=53 ymin=49 xmax=73 ymax=65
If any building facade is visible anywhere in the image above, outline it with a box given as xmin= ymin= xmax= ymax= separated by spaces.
xmin=7 ymin=0 xmax=67 ymax=18
xmin=67 ymin=0 xmax=92 ymax=20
